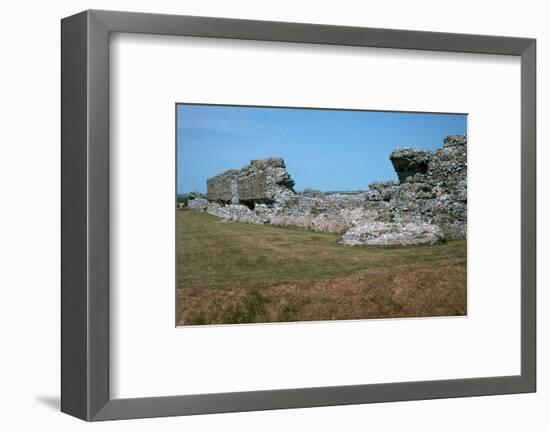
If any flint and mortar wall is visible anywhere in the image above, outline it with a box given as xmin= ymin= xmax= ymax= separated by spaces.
xmin=383 ymin=134 xmax=467 ymax=237
xmin=206 ymin=169 xmax=238 ymax=203
xmin=192 ymin=135 xmax=467 ymax=244
xmin=207 ymin=157 xmax=295 ymax=206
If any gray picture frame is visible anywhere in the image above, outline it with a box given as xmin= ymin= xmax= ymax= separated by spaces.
xmin=61 ymin=9 xmax=537 ymax=421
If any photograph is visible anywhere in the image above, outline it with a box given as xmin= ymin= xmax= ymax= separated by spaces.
xmin=176 ymin=104 xmax=467 ymax=325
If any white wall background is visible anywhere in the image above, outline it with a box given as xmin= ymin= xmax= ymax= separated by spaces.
xmin=0 ymin=0 xmax=547 ymax=429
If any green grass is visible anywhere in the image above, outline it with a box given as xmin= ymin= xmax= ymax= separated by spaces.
xmin=177 ymin=209 xmax=466 ymax=292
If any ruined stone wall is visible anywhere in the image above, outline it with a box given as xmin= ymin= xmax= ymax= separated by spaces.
xmin=196 ymin=135 xmax=467 ymax=245
xmin=207 ymin=157 xmax=295 ymax=206
xmin=379 ymin=134 xmax=467 ymax=237
xmin=206 ymin=169 xmax=238 ymax=204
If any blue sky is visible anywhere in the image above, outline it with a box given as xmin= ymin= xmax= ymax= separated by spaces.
xmin=177 ymin=104 xmax=467 ymax=194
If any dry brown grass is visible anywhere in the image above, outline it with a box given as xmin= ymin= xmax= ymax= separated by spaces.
xmin=177 ymin=210 xmax=467 ymax=325
xmin=177 ymin=264 xmax=466 ymax=325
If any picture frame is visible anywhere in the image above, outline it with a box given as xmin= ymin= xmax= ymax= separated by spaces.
xmin=61 ymin=9 xmax=536 ymax=421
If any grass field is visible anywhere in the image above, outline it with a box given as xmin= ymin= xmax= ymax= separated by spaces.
xmin=177 ymin=209 xmax=467 ymax=325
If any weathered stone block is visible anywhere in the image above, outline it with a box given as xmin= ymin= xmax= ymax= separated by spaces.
xmin=206 ymin=169 xmax=238 ymax=203
xmin=237 ymin=170 xmax=269 ymax=203
xmin=443 ymin=134 xmax=467 ymax=147
xmin=208 ymin=157 xmax=296 ymax=206
xmin=187 ymin=197 xmax=209 ymax=210
xmin=339 ymin=222 xmax=443 ymax=246
xmin=389 ymin=148 xmax=430 ymax=182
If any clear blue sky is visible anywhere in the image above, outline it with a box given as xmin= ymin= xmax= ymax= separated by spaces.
xmin=177 ymin=104 xmax=467 ymax=194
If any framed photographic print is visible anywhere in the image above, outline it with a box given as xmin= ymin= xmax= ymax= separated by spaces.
xmin=61 ymin=9 xmax=536 ymax=421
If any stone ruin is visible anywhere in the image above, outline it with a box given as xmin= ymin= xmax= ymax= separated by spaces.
xmin=188 ymin=135 xmax=467 ymax=245
xmin=206 ymin=158 xmax=295 ymax=208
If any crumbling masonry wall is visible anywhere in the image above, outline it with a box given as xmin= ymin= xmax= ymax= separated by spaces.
xmin=382 ymin=134 xmax=467 ymax=238
xmin=188 ymin=135 xmax=467 ymax=245
xmin=206 ymin=157 xmax=295 ymax=208
xmin=206 ymin=169 xmax=239 ymax=204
